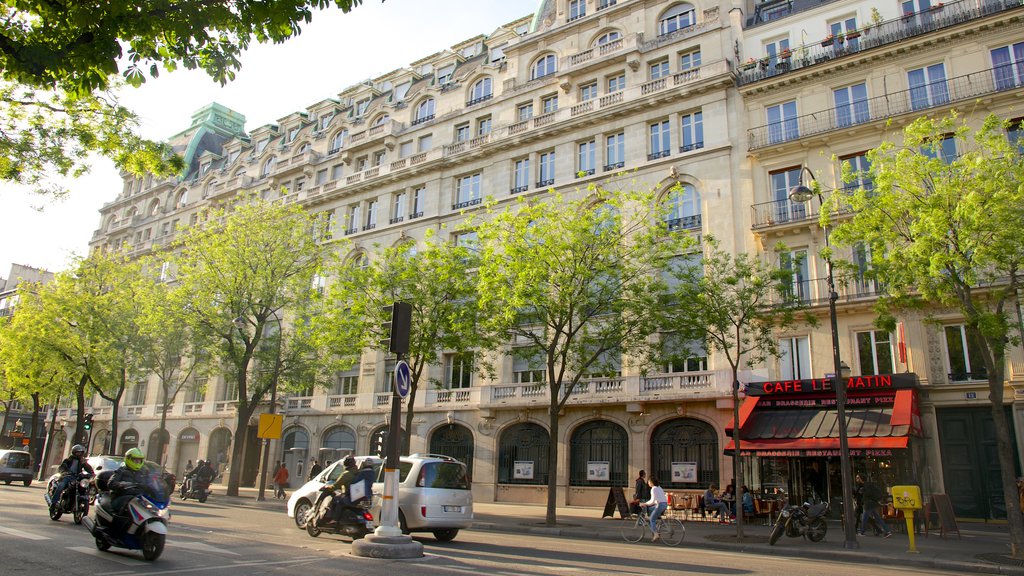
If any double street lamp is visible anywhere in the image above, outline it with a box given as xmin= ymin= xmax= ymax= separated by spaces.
xmin=789 ymin=168 xmax=859 ymax=550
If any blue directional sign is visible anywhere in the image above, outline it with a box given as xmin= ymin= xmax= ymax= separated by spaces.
xmin=394 ymin=360 xmax=411 ymax=399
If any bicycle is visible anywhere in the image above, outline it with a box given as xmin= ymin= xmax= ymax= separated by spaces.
xmin=621 ymin=505 xmax=685 ymax=546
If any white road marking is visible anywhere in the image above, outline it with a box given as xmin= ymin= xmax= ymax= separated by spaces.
xmin=166 ymin=540 xmax=242 ymax=555
xmin=67 ymin=546 xmax=149 ymax=566
xmin=0 ymin=525 xmax=50 ymax=540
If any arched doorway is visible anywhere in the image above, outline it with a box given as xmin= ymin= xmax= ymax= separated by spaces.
xmin=90 ymin=429 xmax=110 ymax=456
xmin=368 ymin=425 xmax=404 ymax=458
xmin=650 ymin=418 xmax=719 ymax=489
xmin=208 ymin=427 xmax=232 ymax=477
xmin=319 ymin=426 xmax=355 ymax=466
xmin=569 ymin=420 xmax=628 ymax=487
xmin=429 ymin=424 xmax=475 ymax=479
xmin=120 ymin=429 xmax=139 ymax=453
xmin=147 ymin=428 xmax=170 ymax=465
xmin=175 ymin=428 xmax=200 ymax=476
xmin=497 ymin=423 xmax=550 ymax=485
xmin=282 ymin=427 xmax=309 ymax=481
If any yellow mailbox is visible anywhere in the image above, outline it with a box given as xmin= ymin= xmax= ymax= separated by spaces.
xmin=890 ymin=485 xmax=922 ymax=553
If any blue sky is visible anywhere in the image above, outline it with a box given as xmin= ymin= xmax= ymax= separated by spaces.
xmin=1 ymin=0 xmax=539 ymax=278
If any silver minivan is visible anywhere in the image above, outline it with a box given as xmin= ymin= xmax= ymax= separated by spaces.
xmin=0 ymin=449 xmax=34 ymax=486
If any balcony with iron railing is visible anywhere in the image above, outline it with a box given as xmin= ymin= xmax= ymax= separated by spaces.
xmin=767 ymin=275 xmax=886 ymax=307
xmin=750 ymin=188 xmax=856 ymax=231
xmin=747 ymin=65 xmax=1022 ymax=150
xmin=665 ymin=213 xmax=703 ymax=232
xmin=738 ymin=0 xmax=1024 ymax=86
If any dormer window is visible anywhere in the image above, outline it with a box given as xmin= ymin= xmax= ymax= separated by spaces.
xmin=288 ymin=126 xmax=301 ymax=142
xmin=227 ymin=150 xmax=240 ymax=164
xmin=355 ymin=99 xmax=370 ymax=117
xmin=531 ymin=54 xmax=557 ymax=80
xmin=436 ymin=64 xmax=456 ymax=85
xmin=395 ymin=82 xmax=412 ymax=101
xmin=256 ymin=138 xmax=269 ymax=154
xmin=319 ymin=113 xmax=334 ymax=131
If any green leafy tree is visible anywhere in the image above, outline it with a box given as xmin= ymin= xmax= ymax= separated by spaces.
xmin=659 ymin=235 xmax=810 ymax=538
xmin=0 ymin=314 xmax=65 ymax=462
xmin=172 ymin=196 xmax=337 ymax=497
xmin=829 ymin=113 xmax=1024 ymax=554
xmin=323 ymin=232 xmax=487 ymax=454
xmin=474 ymin=186 xmax=694 ymax=526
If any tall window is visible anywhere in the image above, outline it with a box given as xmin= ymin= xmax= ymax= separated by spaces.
xmin=569 ymin=0 xmax=585 ymax=21
xmin=834 ymin=82 xmax=870 ymax=127
xmin=412 ymin=187 xmax=425 ymax=217
xmin=513 ymin=348 xmax=544 ymax=383
xmin=455 ymin=123 xmax=470 ymax=142
xmin=417 ymin=134 xmax=432 ymax=152
xmin=659 ymin=3 xmax=696 ymax=35
xmin=779 ymin=336 xmax=811 ymax=380
xmin=649 ymin=120 xmax=671 ymax=159
xmin=329 ymin=130 xmax=347 ymax=153
xmin=991 ymin=41 xmax=1024 ymax=91
xmin=945 ymin=325 xmax=987 ymax=381
xmin=445 ymin=353 xmax=474 ymax=389
xmin=829 ymin=17 xmax=859 ymax=51
xmin=532 ymin=54 xmax=557 ymax=79
xmin=347 ymin=205 xmax=360 ymax=233
xmin=393 ymin=192 xmax=407 ymax=222
xmin=476 ymin=115 xmax=492 ymax=136
xmin=130 ymin=381 xmax=149 ymax=405
xmin=680 ymin=50 xmax=702 ymax=71
xmin=569 ymin=421 xmax=628 ymax=487
xmin=923 ymin=134 xmax=957 ymax=164
xmin=455 ymin=174 xmax=482 ymax=206
xmin=664 ymin=184 xmax=700 ymax=230
xmin=414 ymin=98 xmax=435 ymax=124
xmin=365 ymin=200 xmax=378 ymax=230
xmin=840 ymin=153 xmax=873 ymax=193
xmin=331 ymin=163 xmax=344 ymax=180
xmin=767 ymin=101 xmax=799 ymax=143
xmin=857 ymin=330 xmax=894 ymax=375
xmin=542 ymin=94 xmax=559 ymax=114
xmin=680 ymin=111 xmax=703 ymax=152
xmin=469 ymin=77 xmax=493 ymax=104
xmin=580 ymin=82 xmax=598 ymax=101
xmin=779 ymin=249 xmax=810 ymax=302
xmin=908 ymin=64 xmax=949 ymax=110
xmin=649 ymin=60 xmax=670 ymax=80
xmin=513 ymin=158 xmax=530 ymax=192
xmin=260 ymin=156 xmax=276 ymax=178
xmin=607 ymin=73 xmax=625 ymax=93
xmin=578 ymin=139 xmax=596 ymax=176
xmin=518 ymin=103 xmax=534 ymax=121
xmin=538 ymin=150 xmax=556 ymax=186
xmin=604 ymin=132 xmax=626 ymax=171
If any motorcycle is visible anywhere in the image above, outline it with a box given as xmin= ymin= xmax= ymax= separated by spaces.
xmin=45 ymin=471 xmax=92 ymax=524
xmin=305 ymin=487 xmax=374 ymax=540
xmin=178 ymin=477 xmax=212 ymax=503
xmin=769 ymin=500 xmax=830 ymax=545
xmin=83 ymin=470 xmax=171 ymax=561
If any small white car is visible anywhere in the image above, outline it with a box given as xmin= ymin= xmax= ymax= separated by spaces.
xmin=286 ymin=454 xmax=473 ymax=542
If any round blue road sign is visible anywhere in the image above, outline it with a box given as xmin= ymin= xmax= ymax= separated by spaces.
xmin=395 ymin=360 xmax=411 ymax=398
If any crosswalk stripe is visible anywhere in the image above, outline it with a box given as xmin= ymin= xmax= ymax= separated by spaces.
xmin=0 ymin=525 xmax=50 ymax=540
xmin=67 ymin=546 xmax=149 ymax=566
xmin=166 ymin=540 xmax=241 ymax=555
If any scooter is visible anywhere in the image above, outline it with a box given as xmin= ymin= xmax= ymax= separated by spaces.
xmin=83 ymin=470 xmax=171 ymax=561
xmin=769 ymin=500 xmax=830 ymax=545
xmin=305 ymin=487 xmax=374 ymax=540
xmin=45 ymin=471 xmax=92 ymax=524
xmin=178 ymin=477 xmax=212 ymax=503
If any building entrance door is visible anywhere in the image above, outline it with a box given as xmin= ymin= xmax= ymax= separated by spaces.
xmin=937 ymin=406 xmax=1018 ymax=519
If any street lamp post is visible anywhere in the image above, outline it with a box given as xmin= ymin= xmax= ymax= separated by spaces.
xmin=789 ymin=168 xmax=860 ymax=550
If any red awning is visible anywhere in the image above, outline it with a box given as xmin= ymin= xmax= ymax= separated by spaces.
xmin=725 ymin=436 xmax=909 ymax=453
xmin=890 ymin=389 xmax=914 ymax=427
xmin=725 ymin=396 xmax=760 ymax=433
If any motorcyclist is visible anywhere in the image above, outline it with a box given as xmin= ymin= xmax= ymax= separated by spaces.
xmin=190 ymin=459 xmax=215 ymax=495
xmin=107 ymin=448 xmax=151 ymax=531
xmin=326 ymin=455 xmax=359 ymax=524
xmin=50 ymin=444 xmax=94 ymax=512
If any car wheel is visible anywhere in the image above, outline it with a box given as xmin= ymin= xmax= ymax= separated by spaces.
xmin=399 ymin=510 xmax=410 ymax=535
xmin=433 ymin=528 xmax=458 ymax=542
xmin=23 ymin=480 xmax=32 ymax=487
xmin=294 ymin=499 xmax=312 ymax=529
xmin=4 ymin=480 xmax=11 ymax=485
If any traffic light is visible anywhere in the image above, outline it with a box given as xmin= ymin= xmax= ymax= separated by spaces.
xmin=373 ymin=431 xmax=388 ymax=458
xmin=380 ymin=301 xmax=412 ymax=355
xmin=83 ymin=413 xmax=94 ymax=431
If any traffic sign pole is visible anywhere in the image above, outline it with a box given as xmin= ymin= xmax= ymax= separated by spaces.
xmin=376 ymin=353 xmax=404 ymax=537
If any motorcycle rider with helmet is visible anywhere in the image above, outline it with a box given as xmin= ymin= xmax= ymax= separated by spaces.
xmin=50 ymin=444 xmax=94 ymax=512
xmin=107 ymin=448 xmax=151 ymax=531
xmin=327 ymin=455 xmax=360 ymax=524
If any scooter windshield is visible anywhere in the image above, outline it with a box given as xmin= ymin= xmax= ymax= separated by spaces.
xmin=139 ymin=471 xmax=171 ymax=508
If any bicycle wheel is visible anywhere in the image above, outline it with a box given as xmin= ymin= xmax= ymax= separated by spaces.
xmin=659 ymin=517 xmax=685 ymax=546
xmin=621 ymin=517 xmax=646 ymax=543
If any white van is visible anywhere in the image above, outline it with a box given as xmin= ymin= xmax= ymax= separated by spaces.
xmin=286 ymin=454 xmax=473 ymax=542
xmin=0 ymin=449 xmax=34 ymax=486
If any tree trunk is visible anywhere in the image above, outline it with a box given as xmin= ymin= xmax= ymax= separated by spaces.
xmin=227 ymin=400 xmax=255 ymax=497
xmin=990 ymin=372 xmax=1024 ymax=556
xmin=29 ymin=393 xmax=41 ymax=470
xmin=546 ymin=401 xmax=559 ymax=526
xmin=1 ymin=394 xmax=11 ymax=444
xmin=75 ymin=373 xmax=87 ymax=445
xmin=732 ymin=369 xmax=744 ymax=539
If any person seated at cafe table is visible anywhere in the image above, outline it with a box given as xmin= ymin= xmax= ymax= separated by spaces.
xmin=741 ymin=486 xmax=755 ymax=516
xmin=721 ymin=484 xmax=737 ymax=516
xmin=703 ymin=483 xmax=732 ymax=523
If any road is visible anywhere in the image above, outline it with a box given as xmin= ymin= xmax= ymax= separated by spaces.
xmin=0 ymin=483 xmax=964 ymax=575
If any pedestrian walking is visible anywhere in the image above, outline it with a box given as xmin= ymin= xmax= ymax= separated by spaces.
xmin=856 ymin=474 xmax=892 ymax=538
xmin=632 ymin=469 xmax=651 ymax=515
xmin=273 ymin=462 xmax=289 ymax=499
xmin=185 ymin=459 xmax=194 ymax=474
xmin=308 ymin=459 xmax=323 ymax=481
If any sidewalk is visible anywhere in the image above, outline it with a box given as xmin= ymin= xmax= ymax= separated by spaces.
xmin=214 ymin=484 xmax=1024 ymax=575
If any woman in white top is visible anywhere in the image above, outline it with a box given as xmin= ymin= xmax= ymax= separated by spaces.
xmin=640 ymin=477 xmax=669 ymax=541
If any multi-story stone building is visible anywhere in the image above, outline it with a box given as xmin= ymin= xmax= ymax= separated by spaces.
xmin=78 ymin=0 xmax=1024 ymax=518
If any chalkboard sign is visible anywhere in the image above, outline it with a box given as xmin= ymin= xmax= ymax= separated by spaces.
xmin=602 ymin=486 xmax=632 ymax=519
xmin=925 ymin=494 xmax=961 ymax=539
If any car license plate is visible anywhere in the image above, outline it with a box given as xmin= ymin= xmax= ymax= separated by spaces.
xmin=443 ymin=505 xmax=462 ymax=513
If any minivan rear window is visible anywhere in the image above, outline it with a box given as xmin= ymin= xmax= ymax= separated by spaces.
xmin=5 ymin=452 xmax=30 ymax=468
xmin=417 ymin=462 xmax=469 ymax=490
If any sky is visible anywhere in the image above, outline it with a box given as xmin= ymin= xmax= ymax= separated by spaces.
xmin=0 ymin=0 xmax=540 ymax=279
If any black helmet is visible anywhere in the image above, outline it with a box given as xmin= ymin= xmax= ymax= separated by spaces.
xmin=343 ymin=455 xmax=356 ymax=468
xmin=71 ymin=444 xmax=86 ymax=458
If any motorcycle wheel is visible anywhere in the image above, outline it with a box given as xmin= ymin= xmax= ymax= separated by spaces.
xmin=306 ymin=522 xmax=322 ymax=538
xmin=95 ymin=535 xmax=111 ymax=552
xmin=73 ymin=503 xmax=88 ymax=525
xmin=142 ymin=532 xmax=165 ymax=561
xmin=48 ymin=504 xmax=63 ymax=521
xmin=806 ymin=518 xmax=828 ymax=542
xmin=768 ymin=520 xmax=785 ymax=546
xmin=198 ymin=495 xmax=207 ymax=503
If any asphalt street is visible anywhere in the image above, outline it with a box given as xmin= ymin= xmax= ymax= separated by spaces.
xmin=0 ymin=482 xmax=967 ymax=575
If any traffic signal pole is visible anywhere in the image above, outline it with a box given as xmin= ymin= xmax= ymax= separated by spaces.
xmin=375 ymin=353 xmax=404 ymax=538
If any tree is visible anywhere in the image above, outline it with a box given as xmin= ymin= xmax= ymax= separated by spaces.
xmin=474 ymin=186 xmax=694 ymax=526
xmin=1 ymin=0 xmax=369 ymax=196
xmin=172 ymin=196 xmax=336 ymax=497
xmin=323 ymin=231 xmax=487 ymax=454
xmin=659 ymin=235 xmax=809 ymax=539
xmin=829 ymin=113 xmax=1024 ymax=555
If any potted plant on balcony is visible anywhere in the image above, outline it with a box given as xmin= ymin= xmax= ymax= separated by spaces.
xmin=845 ymin=28 xmax=861 ymax=40
xmin=779 ymin=48 xmax=793 ymax=59
xmin=821 ymin=33 xmax=835 ymax=46
xmin=929 ymin=2 xmax=944 ymax=11
xmin=741 ymin=58 xmax=757 ymax=71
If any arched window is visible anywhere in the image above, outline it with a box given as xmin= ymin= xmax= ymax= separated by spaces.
xmin=569 ymin=420 xmax=628 ymax=486
xmin=650 ymin=418 xmax=718 ymax=489
xmin=497 ymin=423 xmax=549 ymax=485
xmin=175 ymin=190 xmax=188 ymax=209
xmin=659 ymin=3 xmax=696 ymax=36
xmin=531 ymin=54 xmax=557 ymax=79
xmin=429 ymin=423 xmax=475 ymax=479
xmin=330 ymin=129 xmax=348 ymax=153
xmin=204 ymin=180 xmax=218 ymax=199
xmin=283 ymin=427 xmax=310 ymax=451
xmin=261 ymin=156 xmax=276 ymax=177
xmin=414 ymin=98 xmax=435 ymax=124
xmin=372 ymin=113 xmax=390 ymax=126
xmin=296 ymin=142 xmax=311 ymax=154
xmin=595 ymin=31 xmax=621 ymax=46
xmin=664 ymin=183 xmax=701 ymax=230
xmin=322 ymin=426 xmax=355 ymax=452
xmin=469 ymin=77 xmax=493 ymax=104
xmin=149 ymin=199 xmax=161 ymax=215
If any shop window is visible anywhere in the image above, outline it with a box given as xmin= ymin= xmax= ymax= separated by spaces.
xmin=498 ymin=423 xmax=550 ymax=485
xmin=569 ymin=420 xmax=628 ymax=486
xmin=650 ymin=418 xmax=717 ymax=488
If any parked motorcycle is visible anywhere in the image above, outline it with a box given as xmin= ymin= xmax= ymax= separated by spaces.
xmin=45 ymin=471 xmax=92 ymax=524
xmin=83 ymin=470 xmax=171 ymax=561
xmin=305 ymin=487 xmax=374 ymax=540
xmin=768 ymin=501 xmax=830 ymax=545
xmin=178 ymin=478 xmax=212 ymax=503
